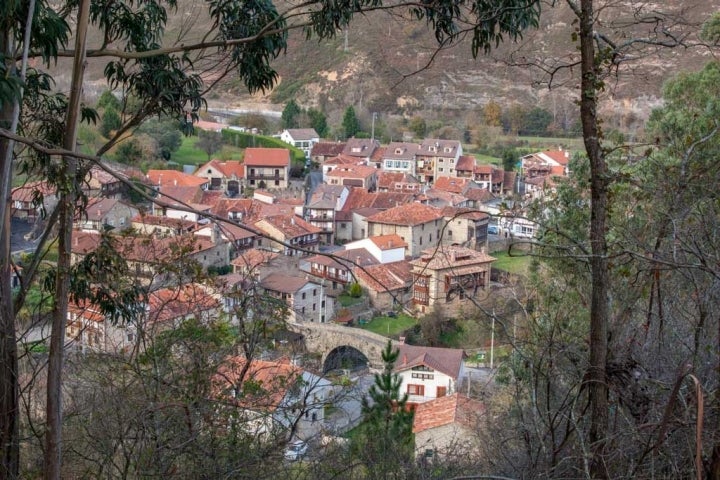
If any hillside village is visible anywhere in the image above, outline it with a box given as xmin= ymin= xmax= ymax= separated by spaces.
xmin=11 ymin=124 xmax=572 ymax=459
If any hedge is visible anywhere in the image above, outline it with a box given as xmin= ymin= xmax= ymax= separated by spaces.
xmin=221 ymin=130 xmax=306 ymax=164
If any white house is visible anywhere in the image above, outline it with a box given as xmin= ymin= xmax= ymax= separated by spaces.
xmin=259 ymin=273 xmax=335 ymax=323
xmin=393 ymin=343 xmax=466 ymax=407
xmin=344 ymin=234 xmax=407 ymax=263
xmin=280 ymin=128 xmax=320 ymax=159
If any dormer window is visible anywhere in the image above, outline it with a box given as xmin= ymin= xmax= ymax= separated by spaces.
xmin=395 ymin=148 xmax=403 ymax=154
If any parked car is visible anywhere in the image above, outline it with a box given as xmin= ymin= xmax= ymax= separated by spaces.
xmin=487 ymin=225 xmax=499 ymax=235
xmin=284 ymin=440 xmax=308 ymax=462
xmin=386 ymin=311 xmax=397 ymax=318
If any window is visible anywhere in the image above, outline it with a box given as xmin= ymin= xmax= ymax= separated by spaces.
xmin=439 ymin=167 xmax=444 ymax=172
xmin=313 ymin=289 xmax=317 ymax=296
xmin=312 ymin=304 xmax=316 ymax=311
xmin=207 ymin=169 xmax=212 ymax=174
xmin=437 ymin=386 xmax=447 ymax=397
xmin=407 ymin=384 xmax=425 ymax=396
xmin=302 ymin=292 xmax=306 ymax=300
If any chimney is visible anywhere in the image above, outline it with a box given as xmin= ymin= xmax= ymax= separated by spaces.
xmin=174 ymin=179 xmax=177 ymax=186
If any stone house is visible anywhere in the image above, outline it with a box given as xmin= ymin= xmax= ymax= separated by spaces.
xmin=259 ymin=273 xmax=335 ymax=323
xmin=353 ymin=260 xmax=412 ymax=311
xmin=440 ymin=207 xmax=490 ymax=251
xmin=325 ymin=164 xmax=378 ymax=191
xmin=413 ymin=394 xmax=485 ymax=460
xmin=243 ymin=147 xmax=291 ymax=189
xmin=366 ymin=203 xmax=445 ymax=257
xmin=254 ymin=214 xmax=321 ymax=256
xmin=75 ymin=197 xmax=138 ymax=232
xmin=410 ymin=246 xmax=494 ymax=315
xmin=415 ymin=139 xmax=462 ymax=184
xmin=304 ymin=185 xmax=350 ymax=245
xmin=195 ymin=159 xmax=245 ymax=195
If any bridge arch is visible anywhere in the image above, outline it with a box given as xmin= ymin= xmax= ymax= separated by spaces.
xmin=323 ymin=345 xmax=369 ymax=374
xmin=288 ymin=322 xmax=397 ymax=371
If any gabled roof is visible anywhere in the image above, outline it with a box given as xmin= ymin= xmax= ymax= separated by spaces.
xmin=342 ymin=138 xmax=380 ymax=158
xmin=243 ymin=148 xmax=291 ymax=167
xmin=324 ymin=154 xmax=366 ymax=166
xmin=198 ymin=159 xmax=245 ymax=178
xmin=410 ymin=246 xmax=495 ymax=271
xmin=80 ymin=197 xmax=126 ymax=222
xmin=441 ymin=206 xmax=488 ymax=221
xmin=156 ymin=185 xmax=205 ymax=210
xmin=283 ymin=128 xmax=319 ymax=140
xmin=353 ymin=260 xmax=411 ymax=293
xmin=147 ymin=170 xmax=209 ymax=188
xmin=423 ymin=189 xmax=468 ymax=207
xmin=433 ymin=176 xmax=473 ymax=194
xmin=214 ymin=357 xmax=302 ymax=411
xmin=306 ymin=247 xmax=378 ymax=271
xmin=194 ymin=119 xmax=226 ymax=132
xmin=394 ymin=343 xmax=466 ymax=379
xmin=325 ymin=164 xmax=377 ymax=179
xmin=311 ymin=142 xmax=346 ymax=157
xmin=307 ymin=185 xmax=346 ymax=209
xmin=131 ymin=214 xmax=197 ymax=231
xmin=417 ymin=139 xmax=461 ymax=156
xmin=366 ymin=203 xmax=443 ymax=226
xmin=11 ymin=181 xmax=55 ymax=203
xmin=455 ymin=155 xmax=477 ymax=172
xmin=231 ymin=248 xmax=279 ymax=271
xmin=255 ymin=214 xmax=322 ymax=239
xmin=148 ymin=284 xmax=220 ymax=325
xmin=382 ymin=142 xmax=420 ymax=160
xmin=341 ymin=188 xmax=417 ymax=212
xmin=377 ymin=171 xmax=421 ymax=191
xmin=260 ymin=273 xmax=311 ymax=294
xmin=463 ymin=188 xmax=495 ymax=203
xmin=413 ymin=393 xmax=485 ymax=434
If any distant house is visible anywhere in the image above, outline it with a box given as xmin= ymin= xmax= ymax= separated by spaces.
xmin=213 ymin=357 xmax=333 ymax=439
xmin=376 ymin=171 xmax=422 ymax=193
xmin=344 ymin=234 xmax=407 ymax=263
xmin=243 ymin=148 xmax=291 ymax=189
xmin=413 ymin=394 xmax=484 ymax=460
xmin=85 ymin=164 xmax=138 ymax=199
xmin=131 ymin=214 xmax=197 ymax=237
xmin=75 ymin=197 xmax=138 ymax=232
xmin=325 ymin=164 xmax=378 ymax=191
xmin=441 ymin=207 xmax=490 ymax=251
xmin=231 ymin=248 xmax=280 ymax=277
xmin=410 ymin=246 xmax=494 ymax=315
xmin=381 ymin=142 xmax=420 ymax=176
xmin=342 ymin=138 xmax=380 ymax=162
xmin=259 ymin=273 xmax=334 ymax=323
xmin=521 ymin=148 xmax=570 ymax=179
xmin=322 ymin=154 xmax=368 ymax=182
xmin=300 ymin=247 xmax=378 ymax=290
xmin=11 ymin=181 xmax=57 ymax=220
xmin=147 ymin=169 xmax=210 ymax=190
xmin=254 ymin=214 xmax=321 ymax=256
xmin=195 ymin=159 xmax=245 ymax=195
xmin=366 ymin=203 xmax=445 ymax=257
xmin=280 ymin=128 xmax=320 ymax=159
xmin=394 ymin=343 xmax=467 ymax=407
xmin=415 ymin=139 xmax=463 ymax=184
xmin=310 ymin=142 xmax=346 ymax=166
xmin=304 ymin=185 xmax=350 ymax=245
xmin=334 ymin=188 xmax=417 ymax=242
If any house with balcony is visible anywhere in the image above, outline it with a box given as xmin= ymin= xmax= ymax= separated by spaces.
xmin=366 ymin=203 xmax=445 ymax=257
xmin=521 ymin=148 xmax=570 ymax=179
xmin=254 ymin=214 xmax=321 ymax=256
xmin=304 ymin=185 xmax=350 ymax=245
xmin=195 ymin=159 xmax=245 ymax=195
xmin=325 ymin=164 xmax=378 ymax=192
xmin=454 ymin=155 xmax=478 ymax=179
xmin=85 ymin=164 xmax=141 ymax=199
xmin=243 ymin=147 xmax=291 ymax=189
xmin=280 ymin=128 xmax=320 ymax=159
xmin=300 ymin=247 xmax=378 ymax=290
xmin=394 ymin=343 xmax=467 ymax=407
xmin=259 ymin=273 xmax=335 ymax=323
xmin=415 ymin=139 xmax=462 ymax=184
xmin=410 ymin=246 xmax=495 ymax=315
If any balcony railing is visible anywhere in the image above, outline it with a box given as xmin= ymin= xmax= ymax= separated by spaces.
xmin=247 ymin=173 xmax=282 ymax=180
xmin=310 ymin=267 xmax=350 ymax=283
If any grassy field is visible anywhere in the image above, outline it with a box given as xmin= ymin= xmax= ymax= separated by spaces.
xmin=490 ymin=250 xmax=534 ymax=276
xmin=361 ymin=313 xmax=417 ymax=337
xmin=172 ymin=136 xmax=245 ymax=166
xmin=475 ymin=153 xmax=502 ymax=165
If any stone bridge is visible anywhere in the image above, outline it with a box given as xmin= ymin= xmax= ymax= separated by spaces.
xmin=288 ymin=322 xmax=398 ymax=373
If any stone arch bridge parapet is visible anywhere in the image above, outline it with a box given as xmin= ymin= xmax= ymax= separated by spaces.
xmin=288 ymin=322 xmax=398 ymax=371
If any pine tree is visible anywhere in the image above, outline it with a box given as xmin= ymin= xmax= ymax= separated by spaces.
xmin=342 ymin=106 xmax=360 ymax=139
xmin=354 ymin=340 xmax=414 ymax=479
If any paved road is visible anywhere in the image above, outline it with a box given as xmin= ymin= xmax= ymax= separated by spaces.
xmin=10 ymin=217 xmax=40 ymax=255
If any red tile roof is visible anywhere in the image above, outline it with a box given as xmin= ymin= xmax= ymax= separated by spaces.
xmin=433 ymin=176 xmax=473 ymax=194
xmin=366 ymin=203 xmax=443 ymax=226
xmin=148 ymin=284 xmax=220 ymax=325
xmin=394 ymin=344 xmax=466 ymax=379
xmin=311 ymin=142 xmax=346 ymax=157
xmin=324 ymin=154 xmax=366 ymax=166
xmin=11 ymin=181 xmax=55 ymax=202
xmin=243 ymin=148 xmax=290 ymax=167
xmin=325 ymin=164 xmax=377 ymax=179
xmin=214 ymin=357 xmax=302 ymax=411
xmin=200 ymin=159 xmax=245 ymax=178
xmin=369 ymin=234 xmax=407 ymax=250
xmin=231 ymin=248 xmax=279 ymax=271
xmin=441 ymin=206 xmax=488 ymax=221
xmin=455 ymin=155 xmax=477 ymax=172
xmin=256 ymin=214 xmax=321 ymax=239
xmin=413 ymin=394 xmax=485 ymax=433
xmin=354 ymin=260 xmax=411 ymax=292
xmin=147 ymin=170 xmax=209 ymax=188
xmin=260 ymin=273 xmax=310 ymax=293
xmin=410 ymin=246 xmax=495 ymax=271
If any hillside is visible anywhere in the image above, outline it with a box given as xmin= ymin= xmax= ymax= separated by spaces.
xmin=69 ymin=0 xmax=720 ymax=131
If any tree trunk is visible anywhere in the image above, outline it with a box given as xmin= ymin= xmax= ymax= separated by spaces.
xmin=44 ymin=0 xmax=90 ymax=477
xmin=0 ymin=24 xmax=20 ymax=480
xmin=579 ymin=0 xmax=610 ymax=478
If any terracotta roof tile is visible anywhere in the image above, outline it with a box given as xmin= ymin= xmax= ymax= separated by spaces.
xmin=260 ymin=272 xmax=310 ymax=293
xmin=366 ymin=203 xmax=443 ymax=226
xmin=354 ymin=260 xmax=411 ymax=292
xmin=325 ymin=164 xmax=377 ymax=179
xmin=311 ymin=142 xmax=346 ymax=157
xmin=441 ymin=206 xmax=488 ymax=221
xmin=255 ymin=214 xmax=321 ymax=239
xmin=231 ymin=248 xmax=279 ymax=271
xmin=147 ymin=170 xmax=209 ymax=188
xmin=455 ymin=155 xmax=477 ymax=172
xmin=412 ymin=394 xmax=485 ymax=433
xmin=433 ymin=176 xmax=472 ymax=194
xmin=243 ymin=148 xmax=291 ymax=167
xmin=410 ymin=246 xmax=495 ymax=271
xmin=369 ymin=234 xmax=407 ymax=250
xmin=214 ymin=357 xmax=302 ymax=411
xmin=394 ymin=344 xmax=466 ymax=378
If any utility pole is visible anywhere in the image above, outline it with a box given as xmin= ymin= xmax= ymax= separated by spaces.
xmin=371 ymin=112 xmax=377 ymax=141
xmin=490 ymin=310 xmax=495 ymax=370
